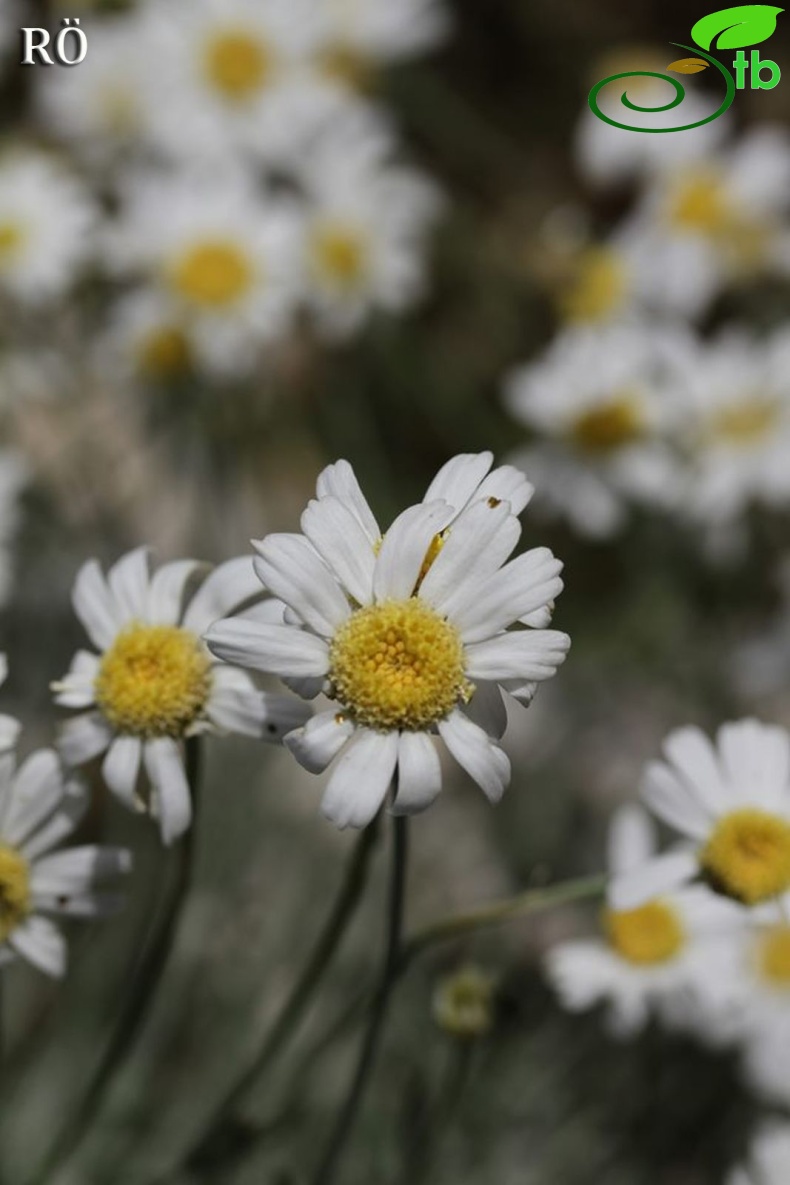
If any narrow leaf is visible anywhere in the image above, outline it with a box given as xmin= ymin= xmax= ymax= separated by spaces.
xmin=667 ymin=57 xmax=710 ymax=72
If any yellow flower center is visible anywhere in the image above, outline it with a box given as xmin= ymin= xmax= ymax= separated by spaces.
xmin=138 ymin=326 xmax=192 ymax=379
xmin=709 ymin=399 xmax=780 ymax=447
xmin=558 ymin=247 xmax=627 ymax=323
xmin=0 ymin=845 xmax=31 ymax=943
xmin=328 ymin=599 xmax=472 ymax=731
xmin=569 ymin=394 xmax=645 ymax=454
xmin=0 ymin=220 xmax=25 ymax=266
xmin=758 ymin=925 xmax=790 ymax=987
xmin=701 ymin=809 xmax=790 ymax=905
xmin=669 ymin=173 xmax=731 ymax=234
xmin=204 ymin=29 xmax=273 ymax=101
xmin=318 ymin=44 xmax=374 ymax=91
xmin=311 ymin=224 xmax=368 ymax=289
xmin=604 ymin=901 xmax=685 ymax=965
xmin=433 ymin=967 xmax=495 ymax=1039
xmin=169 ymin=240 xmax=254 ymax=309
xmin=95 ymin=624 xmax=212 ymax=739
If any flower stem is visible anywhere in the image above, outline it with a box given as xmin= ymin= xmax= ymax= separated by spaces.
xmin=180 ymin=818 xmax=381 ymax=1178
xmin=311 ymin=814 xmax=409 ymax=1185
xmin=27 ymin=737 xmax=203 ymax=1185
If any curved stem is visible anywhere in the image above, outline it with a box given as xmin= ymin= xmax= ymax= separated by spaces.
xmin=181 ymin=819 xmax=381 ymax=1178
xmin=311 ymin=814 xmax=409 ymax=1185
xmin=27 ymin=738 xmax=203 ymax=1185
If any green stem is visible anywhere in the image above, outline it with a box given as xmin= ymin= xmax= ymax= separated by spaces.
xmin=180 ymin=819 xmax=381 ymax=1178
xmin=27 ymin=737 xmax=203 ymax=1185
xmin=311 ymin=814 xmax=409 ymax=1185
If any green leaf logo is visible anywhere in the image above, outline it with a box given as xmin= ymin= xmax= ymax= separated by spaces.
xmin=691 ymin=4 xmax=783 ymax=50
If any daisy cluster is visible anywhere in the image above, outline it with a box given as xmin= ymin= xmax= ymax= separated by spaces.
xmin=545 ymin=718 xmax=790 ymax=1184
xmin=0 ymin=0 xmax=447 ymax=389
xmin=503 ymin=68 xmax=790 ymax=551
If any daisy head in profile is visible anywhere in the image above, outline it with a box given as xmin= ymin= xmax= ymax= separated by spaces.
xmin=545 ymin=804 xmax=742 ymax=1037
xmin=0 ymin=742 xmax=130 ymax=978
xmin=610 ymin=720 xmax=790 ymax=914
xmin=53 ymin=549 xmax=310 ymax=845
xmin=206 ymin=452 xmax=570 ymax=829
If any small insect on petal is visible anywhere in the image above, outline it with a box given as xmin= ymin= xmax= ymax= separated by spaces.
xmin=667 ymin=58 xmax=709 ymax=73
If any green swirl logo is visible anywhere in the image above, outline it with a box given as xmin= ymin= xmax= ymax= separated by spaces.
xmin=587 ymin=6 xmax=783 ymax=133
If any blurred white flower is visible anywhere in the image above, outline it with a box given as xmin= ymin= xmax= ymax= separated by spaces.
xmin=546 ymin=805 xmax=741 ymax=1037
xmin=298 ymin=113 xmax=443 ymax=338
xmin=311 ymin=0 xmax=450 ymax=93
xmin=101 ymin=290 xmax=194 ymax=386
xmin=107 ymin=169 xmax=303 ymax=376
xmin=0 ymin=745 xmax=130 ymax=978
xmin=54 ymin=549 xmax=310 ymax=845
xmin=206 ymin=453 xmax=570 ymax=828
xmin=675 ymin=330 xmax=790 ymax=530
xmin=0 ymin=655 xmax=20 ymax=754
xmin=610 ymin=720 xmax=790 ymax=913
xmin=726 ymin=1123 xmax=790 ymax=1185
xmin=504 ymin=321 xmax=691 ymax=538
xmin=0 ymin=152 xmax=95 ymax=303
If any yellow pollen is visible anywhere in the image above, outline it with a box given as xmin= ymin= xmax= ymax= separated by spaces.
xmin=138 ymin=327 xmax=191 ymax=379
xmin=758 ymin=925 xmax=790 ymax=987
xmin=415 ymin=529 xmax=448 ymax=591
xmin=169 ymin=240 xmax=254 ymax=308
xmin=312 ymin=224 xmax=368 ymax=289
xmin=558 ymin=247 xmax=627 ymax=323
xmin=0 ymin=845 xmax=31 ymax=943
xmin=604 ymin=901 xmax=685 ymax=965
xmin=95 ymin=624 xmax=212 ymax=739
xmin=709 ymin=399 xmax=780 ymax=447
xmin=317 ymin=44 xmax=374 ymax=91
xmin=701 ymin=809 xmax=790 ymax=905
xmin=328 ymin=598 xmax=472 ymax=731
xmin=0 ymin=220 xmax=25 ymax=265
xmin=204 ymin=29 xmax=272 ymax=100
xmin=569 ymin=394 xmax=645 ymax=454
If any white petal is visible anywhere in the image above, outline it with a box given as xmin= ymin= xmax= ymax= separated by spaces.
xmin=662 ymin=726 xmax=728 ymax=817
xmin=464 ymin=629 xmax=571 ymax=682
xmin=58 ymin=712 xmax=113 ymax=767
xmin=3 ymin=750 xmax=65 ymax=848
xmin=718 ymin=719 xmax=790 ymax=813
xmin=0 ymin=714 xmax=20 ymax=754
xmin=315 ymin=459 xmax=380 ymax=544
xmin=10 ymin=915 xmax=67 ymax=977
xmin=301 ymin=496 xmax=376 ymax=606
xmin=31 ymin=845 xmax=131 ymax=895
xmin=607 ymin=804 xmax=656 ymax=877
xmin=641 ymin=760 xmax=712 ymax=840
xmin=107 ymin=547 xmax=150 ymax=622
xmin=392 ymin=731 xmax=442 ymax=815
xmin=102 ymin=736 xmax=143 ymax=811
xmin=207 ymin=670 xmax=311 ymax=740
xmin=147 ymin=559 xmax=203 ymax=625
xmin=438 ymin=709 xmax=510 ymax=803
xmin=423 ymin=452 xmax=493 ymax=510
xmin=418 ymin=500 xmax=521 ymax=616
xmin=72 ymin=559 xmax=123 ymax=649
xmin=20 ymin=781 xmax=88 ymax=860
xmin=473 ymin=464 xmax=534 ymax=515
xmin=321 ymin=728 xmax=398 ymax=829
xmin=463 ymin=680 xmax=508 ymax=739
xmin=450 ymin=547 xmax=564 ymax=643
xmin=373 ymin=500 xmax=454 ymax=601
xmin=252 ymin=534 xmax=350 ymax=637
xmin=183 ymin=556 xmax=264 ymax=634
xmin=205 ymin=620 xmax=330 ymax=678
xmin=144 ymin=738 xmax=192 ymax=845
xmin=52 ymin=650 xmax=100 ymax=709
xmin=284 ymin=709 xmax=354 ymax=774
xmin=35 ymin=892 xmax=124 ymax=918
xmin=608 ymin=848 xmax=699 ymax=911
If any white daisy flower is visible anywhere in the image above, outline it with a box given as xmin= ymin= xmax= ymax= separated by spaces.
xmin=298 ymin=112 xmax=443 ymax=339
xmin=622 ymin=127 xmax=790 ymax=311
xmin=100 ymin=290 xmax=194 ymax=387
xmin=53 ymin=549 xmax=311 ymax=845
xmin=0 ymin=152 xmax=95 ymax=303
xmin=36 ymin=15 xmax=152 ymax=162
xmin=133 ymin=0 xmax=338 ymax=167
xmin=545 ymin=805 xmax=742 ymax=1037
xmin=206 ymin=452 xmax=570 ymax=829
xmin=727 ymin=1123 xmax=790 ymax=1185
xmin=0 ymin=745 xmax=130 ymax=978
xmin=610 ymin=720 xmax=790 ymax=914
xmin=311 ymin=0 xmax=450 ymax=94
xmin=672 ymin=330 xmax=790 ymax=529
xmin=0 ymin=655 xmax=20 ymax=754
xmin=107 ymin=168 xmax=303 ymax=376
xmin=503 ymin=322 xmax=691 ymax=538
